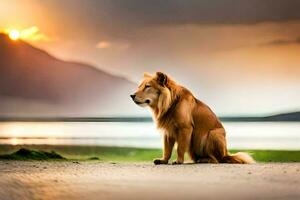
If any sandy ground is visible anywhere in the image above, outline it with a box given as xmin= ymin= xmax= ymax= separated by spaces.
xmin=0 ymin=161 xmax=299 ymax=200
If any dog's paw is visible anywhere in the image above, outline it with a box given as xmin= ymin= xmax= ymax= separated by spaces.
xmin=171 ymin=160 xmax=183 ymax=165
xmin=153 ymin=159 xmax=168 ymax=165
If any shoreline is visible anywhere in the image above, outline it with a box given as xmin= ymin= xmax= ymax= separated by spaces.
xmin=0 ymin=145 xmax=299 ymax=162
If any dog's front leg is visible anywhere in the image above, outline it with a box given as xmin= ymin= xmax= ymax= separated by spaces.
xmin=172 ymin=127 xmax=192 ymax=165
xmin=154 ymin=135 xmax=175 ymax=165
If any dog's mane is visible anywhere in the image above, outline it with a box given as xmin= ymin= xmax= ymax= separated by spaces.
xmin=156 ymin=94 xmax=180 ymax=129
xmin=153 ymin=78 xmax=182 ymax=129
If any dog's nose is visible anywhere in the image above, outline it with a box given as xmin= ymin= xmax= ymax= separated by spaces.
xmin=130 ymin=94 xmax=136 ymax=100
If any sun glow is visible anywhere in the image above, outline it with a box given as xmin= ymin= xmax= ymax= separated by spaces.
xmin=3 ymin=26 xmax=49 ymax=41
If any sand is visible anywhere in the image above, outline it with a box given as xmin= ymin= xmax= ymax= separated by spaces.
xmin=0 ymin=161 xmax=299 ymax=200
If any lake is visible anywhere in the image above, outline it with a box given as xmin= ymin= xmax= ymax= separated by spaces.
xmin=0 ymin=122 xmax=299 ymax=149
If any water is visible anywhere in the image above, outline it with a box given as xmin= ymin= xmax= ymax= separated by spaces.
xmin=0 ymin=122 xmax=299 ymax=149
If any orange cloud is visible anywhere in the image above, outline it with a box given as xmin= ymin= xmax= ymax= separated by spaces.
xmin=96 ymin=41 xmax=111 ymax=49
xmin=96 ymin=40 xmax=130 ymax=50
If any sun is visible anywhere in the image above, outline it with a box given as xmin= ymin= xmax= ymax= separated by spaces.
xmin=2 ymin=26 xmax=49 ymax=42
xmin=9 ymin=29 xmax=20 ymax=40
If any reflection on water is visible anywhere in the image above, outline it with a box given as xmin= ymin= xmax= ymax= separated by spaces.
xmin=0 ymin=122 xmax=299 ymax=149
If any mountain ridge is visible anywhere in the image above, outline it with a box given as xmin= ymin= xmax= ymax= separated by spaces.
xmin=0 ymin=33 xmax=140 ymax=117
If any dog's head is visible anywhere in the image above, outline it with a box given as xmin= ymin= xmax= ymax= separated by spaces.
xmin=130 ymin=72 xmax=169 ymax=108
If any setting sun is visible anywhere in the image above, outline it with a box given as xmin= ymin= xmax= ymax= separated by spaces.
xmin=1 ymin=26 xmax=49 ymax=42
xmin=9 ymin=29 xmax=20 ymax=40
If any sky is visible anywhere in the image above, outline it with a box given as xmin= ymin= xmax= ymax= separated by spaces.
xmin=1 ymin=0 xmax=300 ymax=116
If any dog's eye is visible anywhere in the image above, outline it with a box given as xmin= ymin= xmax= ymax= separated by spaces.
xmin=145 ymin=85 xmax=151 ymax=89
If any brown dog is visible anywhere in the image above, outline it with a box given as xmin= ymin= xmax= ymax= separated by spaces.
xmin=131 ymin=72 xmax=255 ymax=164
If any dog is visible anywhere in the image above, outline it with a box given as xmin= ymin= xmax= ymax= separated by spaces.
xmin=131 ymin=72 xmax=255 ymax=164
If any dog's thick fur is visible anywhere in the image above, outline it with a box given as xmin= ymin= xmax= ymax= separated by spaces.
xmin=131 ymin=72 xmax=255 ymax=164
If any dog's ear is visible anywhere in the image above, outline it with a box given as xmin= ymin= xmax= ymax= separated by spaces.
xmin=143 ymin=72 xmax=152 ymax=78
xmin=156 ymin=72 xmax=168 ymax=86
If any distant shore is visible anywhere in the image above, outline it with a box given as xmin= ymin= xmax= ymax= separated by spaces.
xmin=0 ymin=111 xmax=299 ymax=122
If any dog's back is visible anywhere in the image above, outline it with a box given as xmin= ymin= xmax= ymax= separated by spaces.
xmin=157 ymin=81 xmax=254 ymax=164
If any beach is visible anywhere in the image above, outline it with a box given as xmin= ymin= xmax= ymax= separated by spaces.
xmin=1 ymin=161 xmax=299 ymax=200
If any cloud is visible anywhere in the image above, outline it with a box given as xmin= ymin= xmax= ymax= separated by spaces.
xmin=110 ymin=0 xmax=300 ymax=25
xmin=96 ymin=40 xmax=130 ymax=50
xmin=261 ymin=37 xmax=300 ymax=46
xmin=96 ymin=41 xmax=111 ymax=49
xmin=42 ymin=0 xmax=300 ymax=38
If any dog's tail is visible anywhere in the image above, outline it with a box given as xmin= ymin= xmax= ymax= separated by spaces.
xmin=221 ymin=152 xmax=255 ymax=164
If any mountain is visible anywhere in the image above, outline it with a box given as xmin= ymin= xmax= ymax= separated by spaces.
xmin=0 ymin=33 xmax=140 ymax=117
xmin=263 ymin=112 xmax=300 ymax=121
xmin=220 ymin=111 xmax=300 ymax=122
